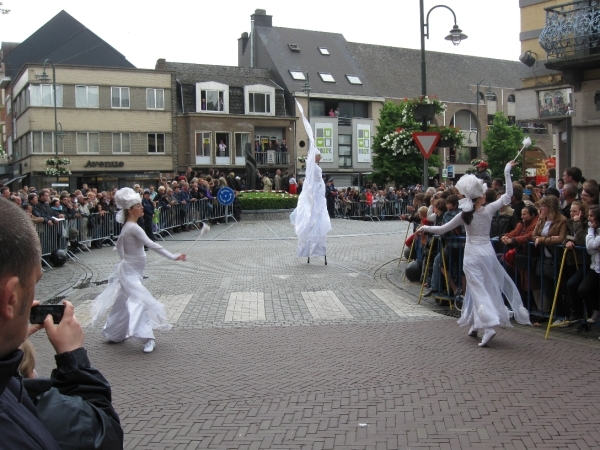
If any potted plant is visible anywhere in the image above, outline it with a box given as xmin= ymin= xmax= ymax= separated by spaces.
xmin=431 ymin=126 xmax=466 ymax=148
xmin=405 ymin=96 xmax=447 ymax=121
xmin=0 ymin=147 xmax=7 ymax=165
xmin=380 ymin=127 xmax=419 ymax=156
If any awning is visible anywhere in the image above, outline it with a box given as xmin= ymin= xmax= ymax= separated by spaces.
xmin=3 ymin=174 xmax=27 ymax=185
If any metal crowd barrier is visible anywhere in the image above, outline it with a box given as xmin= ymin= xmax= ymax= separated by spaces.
xmin=334 ymin=199 xmax=409 ymax=221
xmin=34 ymin=199 xmax=235 ymax=268
xmin=400 ymin=231 xmax=599 ymax=338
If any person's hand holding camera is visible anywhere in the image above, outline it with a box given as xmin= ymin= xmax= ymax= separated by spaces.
xmin=44 ymin=300 xmax=84 ymax=355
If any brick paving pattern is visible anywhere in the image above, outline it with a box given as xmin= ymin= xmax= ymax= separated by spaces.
xmin=29 ymin=219 xmax=600 ymax=449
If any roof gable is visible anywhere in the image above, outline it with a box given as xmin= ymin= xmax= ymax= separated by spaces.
xmin=3 ymin=10 xmax=135 ymax=78
xmin=255 ymin=26 xmax=379 ymax=98
xmin=347 ymin=42 xmax=524 ymax=103
xmin=165 ymin=61 xmax=282 ymax=89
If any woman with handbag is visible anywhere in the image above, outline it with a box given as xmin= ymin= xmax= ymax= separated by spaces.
xmin=501 ymin=205 xmax=540 ymax=310
xmin=532 ymin=195 xmax=567 ymax=315
xmin=417 ymin=161 xmax=531 ymax=348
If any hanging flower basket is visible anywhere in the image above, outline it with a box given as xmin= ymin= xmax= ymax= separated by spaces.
xmin=45 ymin=167 xmax=72 ymax=176
xmin=437 ymin=138 xmax=456 ymax=148
xmin=413 ymin=104 xmax=437 ymax=120
xmin=380 ymin=127 xmax=419 ymax=156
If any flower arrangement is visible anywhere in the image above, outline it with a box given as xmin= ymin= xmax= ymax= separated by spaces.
xmin=430 ymin=125 xmax=466 ymax=147
xmin=400 ymin=95 xmax=447 ymax=123
xmin=297 ymin=155 xmax=307 ymax=170
xmin=380 ymin=127 xmax=419 ymax=156
xmin=46 ymin=157 xmax=71 ymax=166
xmin=45 ymin=167 xmax=72 ymax=176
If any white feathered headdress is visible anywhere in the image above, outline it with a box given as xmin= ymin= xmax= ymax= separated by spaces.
xmin=455 ymin=174 xmax=486 ymax=212
xmin=114 ymin=187 xmax=141 ymax=223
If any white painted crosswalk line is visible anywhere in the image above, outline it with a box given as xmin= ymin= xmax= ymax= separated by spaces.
xmin=225 ymin=292 xmax=266 ymax=321
xmin=302 ymin=291 xmax=353 ymax=320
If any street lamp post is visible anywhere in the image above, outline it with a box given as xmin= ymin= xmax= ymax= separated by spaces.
xmin=38 ymin=59 xmax=59 ymax=184
xmin=420 ymin=0 xmax=467 ymax=189
xmin=474 ymin=80 xmax=495 ymax=158
xmin=301 ymin=73 xmax=311 ymax=122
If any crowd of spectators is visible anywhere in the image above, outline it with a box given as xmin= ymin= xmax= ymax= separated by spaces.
xmin=401 ymin=166 xmax=600 ymax=332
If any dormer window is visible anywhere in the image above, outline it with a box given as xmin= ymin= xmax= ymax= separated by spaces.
xmin=319 ymin=47 xmax=330 ymax=55
xmin=290 ymin=70 xmax=306 ymax=81
xmin=319 ymin=73 xmax=335 ymax=83
xmin=244 ymin=84 xmax=275 ymax=116
xmin=346 ymin=75 xmax=362 ymax=85
xmin=288 ymin=43 xmax=300 ymax=52
xmin=195 ymin=81 xmax=229 ymax=114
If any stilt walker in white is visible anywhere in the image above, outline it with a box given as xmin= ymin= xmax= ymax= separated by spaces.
xmin=290 ymin=101 xmax=331 ymax=265
xmin=91 ymin=187 xmax=186 ymax=353
xmin=417 ymin=161 xmax=531 ymax=347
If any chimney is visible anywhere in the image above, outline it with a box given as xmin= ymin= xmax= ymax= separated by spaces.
xmin=251 ymin=9 xmax=272 ymax=28
xmin=155 ymin=58 xmax=167 ymax=70
xmin=238 ymin=32 xmax=250 ymax=66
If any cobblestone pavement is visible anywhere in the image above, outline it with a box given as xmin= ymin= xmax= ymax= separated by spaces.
xmin=30 ymin=219 xmax=600 ymax=449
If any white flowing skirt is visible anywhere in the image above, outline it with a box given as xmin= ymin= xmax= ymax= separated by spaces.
xmin=458 ymin=242 xmax=530 ymax=329
xmin=90 ymin=257 xmax=172 ymax=342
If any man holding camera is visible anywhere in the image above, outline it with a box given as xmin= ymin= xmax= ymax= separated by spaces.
xmin=0 ymin=199 xmax=123 ymax=449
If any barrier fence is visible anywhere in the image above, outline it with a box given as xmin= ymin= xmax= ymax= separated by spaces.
xmin=36 ymin=199 xmax=235 ymax=268
xmin=334 ymin=199 xmax=410 ymax=221
xmin=401 ymin=232 xmax=599 ymax=338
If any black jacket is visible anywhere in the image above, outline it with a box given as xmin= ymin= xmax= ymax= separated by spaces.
xmin=0 ymin=348 xmax=122 ymax=450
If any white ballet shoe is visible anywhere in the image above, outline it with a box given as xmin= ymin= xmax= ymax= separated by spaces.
xmin=468 ymin=326 xmax=478 ymax=337
xmin=478 ymin=329 xmax=496 ymax=347
xmin=143 ymin=340 xmax=155 ymax=353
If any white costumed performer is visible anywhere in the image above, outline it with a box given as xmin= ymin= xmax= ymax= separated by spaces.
xmin=290 ymin=101 xmax=332 ymax=261
xmin=90 ymin=187 xmax=186 ymax=353
xmin=417 ymin=161 xmax=531 ymax=347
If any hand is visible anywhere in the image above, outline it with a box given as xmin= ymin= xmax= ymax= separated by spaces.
xmin=44 ymin=300 xmax=84 ymax=355
xmin=508 ymin=160 xmax=518 ymax=168
xmin=573 ymin=212 xmax=581 ymax=222
xmin=535 ymin=237 xmax=541 ymax=247
xmin=27 ymin=300 xmax=43 ymax=338
xmin=176 ymin=253 xmax=186 ymax=261
xmin=566 ymin=241 xmax=574 ymax=249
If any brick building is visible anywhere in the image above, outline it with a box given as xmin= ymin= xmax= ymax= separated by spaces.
xmin=1 ymin=11 xmax=175 ymax=191
xmin=156 ymin=60 xmax=295 ymax=178
xmin=517 ymin=0 xmax=599 ymax=178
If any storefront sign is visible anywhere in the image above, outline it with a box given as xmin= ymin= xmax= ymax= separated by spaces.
xmin=84 ymin=160 xmax=125 ymax=168
xmin=357 ymin=124 xmax=371 ymax=163
xmin=315 ymin=123 xmax=333 ymax=163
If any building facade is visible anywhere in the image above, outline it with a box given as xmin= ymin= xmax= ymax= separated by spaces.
xmin=157 ymin=60 xmax=295 ymax=179
xmin=239 ymin=9 xmax=524 ymax=186
xmin=516 ymin=0 xmax=595 ymax=177
xmin=6 ymin=64 xmax=174 ymax=191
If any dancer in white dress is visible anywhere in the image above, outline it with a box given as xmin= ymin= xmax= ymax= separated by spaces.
xmin=91 ymin=188 xmax=186 ymax=353
xmin=417 ymin=161 xmax=531 ymax=347
xmin=290 ymin=101 xmax=331 ymax=260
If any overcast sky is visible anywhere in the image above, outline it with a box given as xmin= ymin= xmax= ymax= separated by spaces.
xmin=1 ymin=0 xmax=522 ymax=70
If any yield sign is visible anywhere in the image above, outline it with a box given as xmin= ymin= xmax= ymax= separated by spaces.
xmin=412 ymin=132 xmax=440 ymax=159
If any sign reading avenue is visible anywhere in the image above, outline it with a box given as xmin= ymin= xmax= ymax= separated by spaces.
xmin=84 ymin=160 xmax=125 ymax=168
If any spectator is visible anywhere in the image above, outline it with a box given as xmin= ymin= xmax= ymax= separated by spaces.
xmin=561 ymin=183 xmax=578 ymax=218
xmin=566 ymin=205 xmax=600 ymax=331
xmin=475 ymin=161 xmax=493 ymax=186
xmin=532 ymin=195 xmax=567 ymax=314
xmin=0 ymin=199 xmax=123 ymax=449
xmin=274 ymin=169 xmax=282 ymax=191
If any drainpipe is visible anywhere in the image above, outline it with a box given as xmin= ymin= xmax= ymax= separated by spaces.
xmin=251 ymin=18 xmax=255 ymax=68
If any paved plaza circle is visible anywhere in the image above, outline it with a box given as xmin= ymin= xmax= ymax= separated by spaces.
xmin=30 ymin=219 xmax=600 ymax=449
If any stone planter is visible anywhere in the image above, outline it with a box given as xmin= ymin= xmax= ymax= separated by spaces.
xmin=413 ymin=104 xmax=436 ymax=120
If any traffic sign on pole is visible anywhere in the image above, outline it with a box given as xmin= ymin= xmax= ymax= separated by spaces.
xmin=412 ymin=132 xmax=440 ymax=159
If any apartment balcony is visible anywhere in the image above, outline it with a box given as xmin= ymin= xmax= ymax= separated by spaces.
xmin=539 ymin=0 xmax=600 ymax=71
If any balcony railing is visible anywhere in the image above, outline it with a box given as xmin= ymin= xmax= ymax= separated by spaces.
xmin=539 ymin=0 xmax=600 ymax=60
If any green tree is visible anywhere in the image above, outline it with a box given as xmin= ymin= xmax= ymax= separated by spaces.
xmin=371 ymin=101 xmax=443 ymax=187
xmin=482 ymin=111 xmax=526 ymax=180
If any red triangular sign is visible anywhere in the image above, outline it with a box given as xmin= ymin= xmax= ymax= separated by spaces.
xmin=412 ymin=132 xmax=440 ymax=159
